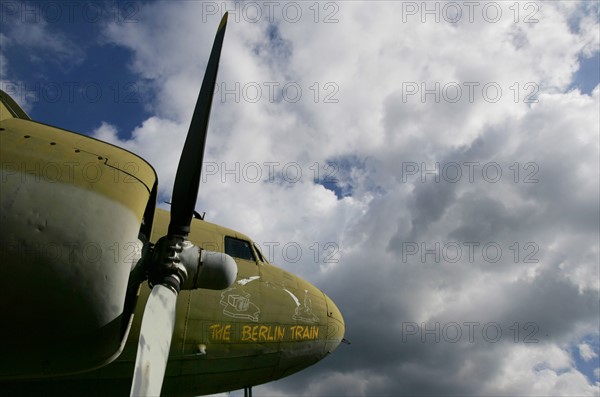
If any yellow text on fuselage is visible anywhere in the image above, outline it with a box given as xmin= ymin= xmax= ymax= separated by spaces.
xmin=209 ymin=323 xmax=320 ymax=342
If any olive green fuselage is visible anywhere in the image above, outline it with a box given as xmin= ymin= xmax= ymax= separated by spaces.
xmin=0 ymin=92 xmax=344 ymax=396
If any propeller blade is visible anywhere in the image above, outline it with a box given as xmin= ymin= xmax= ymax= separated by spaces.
xmin=169 ymin=12 xmax=228 ymax=237
xmin=130 ymin=15 xmax=230 ymax=397
xmin=130 ymin=285 xmax=178 ymax=397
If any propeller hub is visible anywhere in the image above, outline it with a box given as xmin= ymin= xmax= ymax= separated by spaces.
xmin=149 ymin=235 xmax=187 ymax=293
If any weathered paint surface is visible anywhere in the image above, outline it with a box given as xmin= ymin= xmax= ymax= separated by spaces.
xmin=0 ymin=111 xmax=157 ymax=378
xmin=0 ymin=92 xmax=344 ymax=396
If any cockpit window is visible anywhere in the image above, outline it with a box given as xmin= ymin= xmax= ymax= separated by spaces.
xmin=253 ymin=243 xmax=268 ymax=263
xmin=225 ymin=236 xmax=255 ymax=261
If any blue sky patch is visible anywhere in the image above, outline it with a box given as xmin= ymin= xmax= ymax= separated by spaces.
xmin=570 ymin=51 xmax=600 ymax=95
xmin=572 ymin=335 xmax=600 ymax=383
xmin=1 ymin=4 xmax=149 ymax=137
xmin=315 ymin=156 xmax=366 ymax=199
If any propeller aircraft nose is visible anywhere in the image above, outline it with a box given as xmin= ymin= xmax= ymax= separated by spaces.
xmin=0 ymin=10 xmax=347 ymax=397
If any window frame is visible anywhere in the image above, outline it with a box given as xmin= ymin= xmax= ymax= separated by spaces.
xmin=224 ymin=236 xmax=256 ymax=262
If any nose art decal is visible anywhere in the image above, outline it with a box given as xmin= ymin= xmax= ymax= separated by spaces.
xmin=219 ymin=276 xmax=262 ymax=321
xmin=284 ymin=289 xmax=320 ymax=324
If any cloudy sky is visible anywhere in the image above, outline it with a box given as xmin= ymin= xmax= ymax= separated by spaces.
xmin=2 ymin=0 xmax=599 ymax=395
